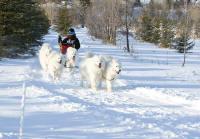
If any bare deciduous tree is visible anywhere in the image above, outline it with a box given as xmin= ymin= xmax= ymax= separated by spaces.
xmin=85 ymin=0 xmax=121 ymax=45
xmin=40 ymin=2 xmax=60 ymax=25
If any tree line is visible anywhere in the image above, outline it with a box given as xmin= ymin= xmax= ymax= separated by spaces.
xmin=54 ymin=0 xmax=200 ymax=53
xmin=135 ymin=0 xmax=198 ymax=53
xmin=22 ymin=0 xmax=200 ymax=55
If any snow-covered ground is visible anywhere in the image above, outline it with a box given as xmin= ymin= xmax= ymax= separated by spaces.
xmin=0 ymin=27 xmax=200 ymax=139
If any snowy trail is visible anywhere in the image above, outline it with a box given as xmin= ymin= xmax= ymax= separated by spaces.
xmin=0 ymin=27 xmax=200 ymax=138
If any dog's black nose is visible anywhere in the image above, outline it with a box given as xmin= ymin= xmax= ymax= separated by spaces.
xmin=117 ymin=69 xmax=121 ymax=74
xmin=98 ymin=63 xmax=102 ymax=68
xmin=73 ymin=56 xmax=76 ymax=61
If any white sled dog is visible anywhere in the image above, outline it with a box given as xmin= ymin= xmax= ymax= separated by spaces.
xmin=65 ymin=47 xmax=78 ymax=74
xmin=39 ymin=43 xmax=52 ymax=72
xmin=101 ymin=55 xmax=121 ymax=92
xmin=47 ymin=50 xmax=63 ymax=80
xmin=80 ymin=52 xmax=105 ymax=91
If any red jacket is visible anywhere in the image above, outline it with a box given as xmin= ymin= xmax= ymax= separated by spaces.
xmin=61 ymin=44 xmax=73 ymax=54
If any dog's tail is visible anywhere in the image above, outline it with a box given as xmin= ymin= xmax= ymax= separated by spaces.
xmin=85 ymin=51 xmax=94 ymax=58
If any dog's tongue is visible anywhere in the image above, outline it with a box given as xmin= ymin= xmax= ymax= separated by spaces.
xmin=98 ymin=63 xmax=102 ymax=68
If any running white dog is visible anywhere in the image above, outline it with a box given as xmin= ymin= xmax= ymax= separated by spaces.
xmin=39 ymin=43 xmax=52 ymax=72
xmin=101 ymin=55 xmax=121 ymax=92
xmin=79 ymin=52 xmax=105 ymax=91
xmin=65 ymin=47 xmax=78 ymax=74
xmin=47 ymin=50 xmax=63 ymax=80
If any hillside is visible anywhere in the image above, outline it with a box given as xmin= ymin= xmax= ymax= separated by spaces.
xmin=0 ymin=27 xmax=200 ymax=138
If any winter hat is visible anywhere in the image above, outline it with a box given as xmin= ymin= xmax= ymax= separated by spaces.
xmin=68 ymin=28 xmax=75 ymax=35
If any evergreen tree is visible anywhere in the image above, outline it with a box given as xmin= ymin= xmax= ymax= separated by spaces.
xmin=0 ymin=0 xmax=50 ymax=57
xmin=172 ymin=35 xmax=195 ymax=53
xmin=55 ymin=8 xmax=72 ymax=36
xmin=151 ymin=17 xmax=161 ymax=45
xmin=172 ymin=21 xmax=194 ymax=53
xmin=0 ymin=0 xmax=26 ymax=57
xmin=17 ymin=0 xmax=50 ymax=52
xmin=137 ymin=11 xmax=153 ymax=42
xmin=160 ymin=18 xmax=174 ymax=48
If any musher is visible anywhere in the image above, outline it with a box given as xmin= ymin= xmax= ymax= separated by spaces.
xmin=58 ymin=28 xmax=80 ymax=67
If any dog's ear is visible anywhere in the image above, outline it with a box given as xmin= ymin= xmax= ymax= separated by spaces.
xmin=111 ymin=59 xmax=116 ymax=64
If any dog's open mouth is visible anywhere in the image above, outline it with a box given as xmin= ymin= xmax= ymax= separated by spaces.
xmin=98 ymin=63 xmax=102 ymax=68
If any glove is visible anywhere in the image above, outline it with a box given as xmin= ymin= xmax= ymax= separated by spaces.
xmin=58 ymin=35 xmax=62 ymax=43
xmin=58 ymin=35 xmax=62 ymax=51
